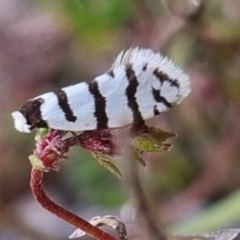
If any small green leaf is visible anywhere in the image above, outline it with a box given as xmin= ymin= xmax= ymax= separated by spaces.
xmin=92 ymin=152 xmax=123 ymax=179
xmin=132 ymin=135 xmax=163 ymax=153
xmin=29 ymin=154 xmax=45 ymax=171
xmin=131 ymin=147 xmax=146 ymax=167
xmin=34 ymin=128 xmax=49 ymax=142
xmin=132 ymin=128 xmax=176 ymax=153
xmin=39 ymin=128 xmax=49 ymax=136
xmin=148 ymin=128 xmax=176 ymax=142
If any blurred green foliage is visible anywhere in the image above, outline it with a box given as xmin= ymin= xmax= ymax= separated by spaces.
xmin=171 ymin=189 xmax=240 ymax=234
xmin=64 ymin=149 xmax=126 ymax=206
xmin=36 ymin=0 xmax=130 ymax=48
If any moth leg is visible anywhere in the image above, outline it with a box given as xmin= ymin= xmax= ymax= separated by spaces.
xmin=69 ymin=131 xmax=82 ymax=145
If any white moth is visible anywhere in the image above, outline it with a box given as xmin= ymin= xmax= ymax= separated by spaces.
xmin=11 ymin=47 xmax=191 ymax=133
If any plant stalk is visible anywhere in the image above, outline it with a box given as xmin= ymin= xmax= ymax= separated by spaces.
xmin=30 ymin=168 xmax=117 ymax=240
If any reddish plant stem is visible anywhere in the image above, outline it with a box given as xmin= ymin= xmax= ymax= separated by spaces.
xmin=30 ymin=168 xmax=117 ymax=240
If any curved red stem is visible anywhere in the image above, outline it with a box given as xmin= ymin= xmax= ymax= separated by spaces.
xmin=30 ymin=168 xmax=117 ymax=240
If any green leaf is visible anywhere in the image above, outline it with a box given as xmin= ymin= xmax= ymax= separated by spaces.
xmin=132 ymin=128 xmax=176 ymax=154
xmin=34 ymin=128 xmax=49 ymax=142
xmin=132 ymin=147 xmax=146 ymax=167
xmin=148 ymin=128 xmax=176 ymax=143
xmin=92 ymin=152 xmax=123 ymax=179
xmin=29 ymin=154 xmax=45 ymax=171
xmin=38 ymin=128 xmax=49 ymax=136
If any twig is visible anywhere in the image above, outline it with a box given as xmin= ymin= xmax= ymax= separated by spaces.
xmin=30 ymin=168 xmax=117 ymax=240
xmin=123 ymin=146 xmax=167 ymax=240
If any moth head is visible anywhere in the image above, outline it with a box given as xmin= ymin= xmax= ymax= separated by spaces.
xmin=11 ymin=98 xmax=47 ymax=133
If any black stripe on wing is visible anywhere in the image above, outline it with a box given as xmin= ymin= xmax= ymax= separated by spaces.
xmin=153 ymin=68 xmax=180 ymax=88
xmin=153 ymin=105 xmax=160 ymax=115
xmin=88 ymin=81 xmax=108 ymax=129
xmin=125 ymin=64 xmax=144 ymax=127
xmin=151 ymin=87 xmax=172 ymax=109
xmin=55 ymin=89 xmax=77 ymax=122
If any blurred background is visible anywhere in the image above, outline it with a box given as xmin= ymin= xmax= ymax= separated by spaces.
xmin=1 ymin=0 xmax=240 ymax=239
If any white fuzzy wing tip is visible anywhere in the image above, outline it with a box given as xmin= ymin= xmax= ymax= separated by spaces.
xmin=113 ymin=47 xmax=191 ymax=101
xmin=178 ymin=73 xmax=191 ymax=102
xmin=11 ymin=111 xmax=31 ymax=133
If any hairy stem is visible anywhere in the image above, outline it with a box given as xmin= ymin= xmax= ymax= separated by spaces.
xmin=30 ymin=168 xmax=117 ymax=240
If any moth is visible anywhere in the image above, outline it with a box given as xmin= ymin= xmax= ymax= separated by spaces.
xmin=11 ymin=47 xmax=191 ymax=133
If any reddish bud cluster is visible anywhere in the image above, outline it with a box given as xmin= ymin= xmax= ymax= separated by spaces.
xmin=33 ymin=129 xmax=117 ymax=171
